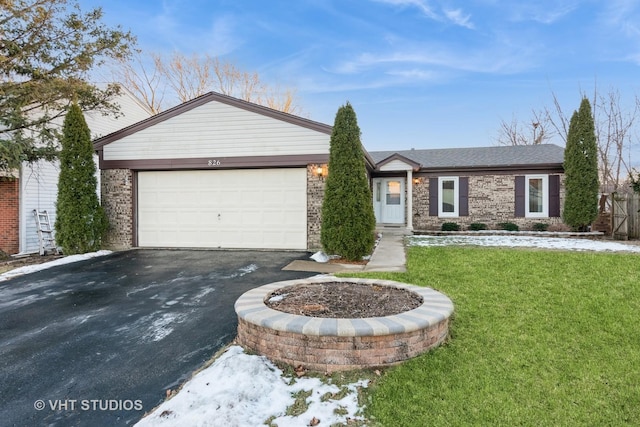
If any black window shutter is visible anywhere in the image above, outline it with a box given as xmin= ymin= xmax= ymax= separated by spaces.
xmin=549 ymin=175 xmax=560 ymax=217
xmin=459 ymin=177 xmax=469 ymax=216
xmin=515 ymin=176 xmax=525 ymax=217
xmin=429 ymin=178 xmax=438 ymax=216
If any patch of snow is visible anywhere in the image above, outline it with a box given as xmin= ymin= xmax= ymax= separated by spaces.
xmin=135 ymin=346 xmax=368 ymax=427
xmin=239 ymin=263 xmax=258 ymax=275
xmin=220 ymin=263 xmax=258 ymax=279
xmin=409 ymin=235 xmax=640 ymax=253
xmin=310 ymin=251 xmax=329 ymax=263
xmin=0 ymin=250 xmax=113 ymax=282
xmin=268 ymin=294 xmax=287 ymax=303
xmin=144 ymin=313 xmax=187 ymax=342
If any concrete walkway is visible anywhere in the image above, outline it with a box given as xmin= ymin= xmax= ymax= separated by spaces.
xmin=283 ymin=228 xmax=409 ymax=273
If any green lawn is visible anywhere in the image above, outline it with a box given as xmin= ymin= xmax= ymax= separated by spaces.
xmin=358 ymin=246 xmax=640 ymax=427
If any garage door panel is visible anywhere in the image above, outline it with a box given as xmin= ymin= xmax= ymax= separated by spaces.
xmin=138 ymin=169 xmax=307 ymax=249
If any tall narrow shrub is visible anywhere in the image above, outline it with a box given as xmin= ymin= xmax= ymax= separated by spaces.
xmin=55 ymin=102 xmax=108 ymax=254
xmin=563 ymin=97 xmax=599 ymax=231
xmin=321 ymin=102 xmax=376 ymax=260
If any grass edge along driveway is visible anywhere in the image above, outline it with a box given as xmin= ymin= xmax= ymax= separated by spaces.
xmin=358 ymin=246 xmax=640 ymax=427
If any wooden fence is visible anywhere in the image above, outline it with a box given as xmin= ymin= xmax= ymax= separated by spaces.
xmin=611 ymin=192 xmax=640 ymax=240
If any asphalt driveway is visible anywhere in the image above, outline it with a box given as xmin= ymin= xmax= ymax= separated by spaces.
xmin=0 ymin=249 xmax=315 ymax=426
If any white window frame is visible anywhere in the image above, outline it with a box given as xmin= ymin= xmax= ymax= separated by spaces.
xmin=525 ymin=174 xmax=548 ymax=218
xmin=438 ymin=176 xmax=459 ymax=217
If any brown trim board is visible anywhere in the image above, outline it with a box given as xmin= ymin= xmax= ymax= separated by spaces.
xmin=99 ymin=154 xmax=330 ymax=171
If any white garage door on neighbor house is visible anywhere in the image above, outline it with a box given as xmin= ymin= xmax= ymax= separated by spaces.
xmin=137 ymin=169 xmax=307 ymax=249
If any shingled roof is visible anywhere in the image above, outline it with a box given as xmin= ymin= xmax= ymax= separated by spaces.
xmin=369 ymin=144 xmax=564 ymax=170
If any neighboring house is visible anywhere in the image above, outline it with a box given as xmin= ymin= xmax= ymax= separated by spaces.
xmin=94 ymin=92 xmax=566 ymax=252
xmin=0 ymin=87 xmax=153 ymax=255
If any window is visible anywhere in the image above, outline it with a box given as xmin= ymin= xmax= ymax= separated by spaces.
xmin=438 ymin=177 xmax=459 ymax=217
xmin=386 ymin=180 xmax=401 ymax=205
xmin=525 ymin=175 xmax=548 ymax=217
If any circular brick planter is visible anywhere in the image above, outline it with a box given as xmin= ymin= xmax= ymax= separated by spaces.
xmin=235 ymin=277 xmax=454 ymax=372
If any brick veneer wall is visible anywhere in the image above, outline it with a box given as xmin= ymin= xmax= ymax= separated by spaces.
xmin=307 ymin=165 xmax=325 ymax=250
xmin=101 ymin=169 xmax=133 ymax=249
xmin=413 ymin=173 xmax=566 ymax=231
xmin=0 ymin=178 xmax=20 ymax=254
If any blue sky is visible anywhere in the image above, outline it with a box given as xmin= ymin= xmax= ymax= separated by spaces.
xmin=81 ymin=0 xmax=640 ymax=160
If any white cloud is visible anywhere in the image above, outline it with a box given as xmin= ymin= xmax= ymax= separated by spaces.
xmin=505 ymin=1 xmax=580 ymax=24
xmin=373 ymin=0 xmax=439 ymax=20
xmin=386 ymin=68 xmax=438 ymax=80
xmin=444 ymin=8 xmax=474 ymax=29
xmin=372 ymin=0 xmax=474 ymax=28
xmin=602 ymin=0 xmax=640 ymax=37
xmin=332 ymin=44 xmax=532 ymax=76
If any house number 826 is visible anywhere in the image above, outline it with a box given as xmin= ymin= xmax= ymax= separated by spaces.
xmin=208 ymin=160 xmax=221 ymax=166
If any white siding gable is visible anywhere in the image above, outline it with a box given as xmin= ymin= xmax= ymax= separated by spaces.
xmin=85 ymin=88 xmax=152 ymax=139
xmin=103 ymin=100 xmax=330 ymax=161
xmin=379 ymin=159 xmax=414 ymax=171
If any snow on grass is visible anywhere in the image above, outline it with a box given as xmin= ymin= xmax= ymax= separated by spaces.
xmin=135 ymin=346 xmax=368 ymax=427
xmin=0 ymin=250 xmax=113 ymax=282
xmin=409 ymin=235 xmax=640 ymax=253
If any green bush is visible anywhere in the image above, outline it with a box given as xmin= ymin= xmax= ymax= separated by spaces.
xmin=441 ymin=222 xmax=460 ymax=231
xmin=498 ymin=222 xmax=519 ymax=231
xmin=563 ymin=97 xmax=599 ymax=231
xmin=55 ymin=103 xmax=108 ymax=254
xmin=533 ymin=223 xmax=549 ymax=232
xmin=468 ymin=223 xmax=487 ymax=231
xmin=320 ymin=102 xmax=375 ymax=261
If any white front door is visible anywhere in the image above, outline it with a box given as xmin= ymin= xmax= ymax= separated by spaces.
xmin=372 ymin=178 xmax=405 ymax=224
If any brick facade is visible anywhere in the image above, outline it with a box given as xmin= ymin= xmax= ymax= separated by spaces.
xmin=412 ymin=173 xmax=566 ymax=231
xmin=101 ymin=169 xmax=133 ymax=250
xmin=0 ymin=178 xmax=20 ymax=254
xmin=307 ymin=165 xmax=325 ymax=250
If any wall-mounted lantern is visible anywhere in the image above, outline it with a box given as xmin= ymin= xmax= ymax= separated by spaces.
xmin=313 ymin=164 xmax=328 ymax=180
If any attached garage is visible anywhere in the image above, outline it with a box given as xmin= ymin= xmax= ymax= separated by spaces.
xmin=137 ymin=169 xmax=307 ymax=249
xmin=94 ymin=92 xmax=332 ymax=251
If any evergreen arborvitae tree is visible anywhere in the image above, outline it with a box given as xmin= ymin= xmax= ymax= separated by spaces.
xmin=55 ymin=102 xmax=108 ymax=254
xmin=563 ymin=97 xmax=599 ymax=231
xmin=321 ymin=102 xmax=376 ymax=260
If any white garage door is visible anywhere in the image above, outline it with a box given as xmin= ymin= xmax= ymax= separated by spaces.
xmin=137 ymin=169 xmax=307 ymax=249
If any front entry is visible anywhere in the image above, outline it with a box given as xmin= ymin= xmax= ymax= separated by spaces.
xmin=372 ymin=178 xmax=405 ymax=224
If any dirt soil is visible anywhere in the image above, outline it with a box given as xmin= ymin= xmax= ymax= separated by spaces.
xmin=0 ymin=254 xmax=64 ymax=275
xmin=266 ymin=282 xmax=423 ymax=318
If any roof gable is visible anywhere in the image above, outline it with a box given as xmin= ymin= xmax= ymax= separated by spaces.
xmin=376 ymin=153 xmax=421 ymax=171
xmin=94 ymin=91 xmax=332 ymax=149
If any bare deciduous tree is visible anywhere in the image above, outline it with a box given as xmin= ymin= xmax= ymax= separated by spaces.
xmin=593 ymin=88 xmax=638 ymax=191
xmin=115 ymin=52 xmax=164 ymax=114
xmin=496 ymin=85 xmax=639 ymax=191
xmin=496 ymin=110 xmax=553 ymax=146
xmin=114 ymin=52 xmax=302 ymax=115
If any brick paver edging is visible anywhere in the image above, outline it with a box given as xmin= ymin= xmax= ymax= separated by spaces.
xmin=235 ymin=276 xmax=454 ymax=372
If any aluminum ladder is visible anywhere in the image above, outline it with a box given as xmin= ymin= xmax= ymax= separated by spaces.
xmin=33 ymin=209 xmax=58 ymax=255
